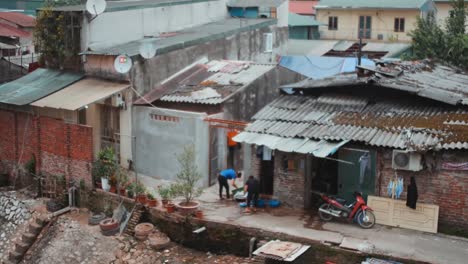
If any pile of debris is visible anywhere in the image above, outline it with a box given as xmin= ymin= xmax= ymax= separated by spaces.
xmin=0 ymin=193 xmax=32 ymax=224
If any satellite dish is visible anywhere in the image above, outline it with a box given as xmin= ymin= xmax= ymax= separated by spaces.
xmin=139 ymin=38 xmax=158 ymax=59
xmin=114 ymin=55 xmax=132 ymax=74
xmin=86 ymin=0 xmax=107 ymax=16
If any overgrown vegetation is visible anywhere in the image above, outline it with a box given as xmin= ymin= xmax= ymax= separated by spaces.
xmin=33 ymin=0 xmax=81 ymax=69
xmin=408 ymin=0 xmax=468 ymax=68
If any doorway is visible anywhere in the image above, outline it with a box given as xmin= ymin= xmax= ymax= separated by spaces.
xmin=358 ymin=16 xmax=372 ymax=39
xmin=260 ymin=158 xmax=274 ymax=195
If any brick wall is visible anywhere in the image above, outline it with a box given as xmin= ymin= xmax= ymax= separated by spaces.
xmin=0 ymin=109 xmax=93 ymax=187
xmin=273 ymin=151 xmax=306 ymax=208
xmin=377 ymin=149 xmax=468 ymax=229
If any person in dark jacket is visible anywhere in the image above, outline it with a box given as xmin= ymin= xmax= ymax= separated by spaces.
xmin=244 ymin=175 xmax=260 ymax=213
xmin=406 ymin=176 xmax=418 ymax=209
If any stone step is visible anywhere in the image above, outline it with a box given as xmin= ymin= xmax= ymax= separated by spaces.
xmin=22 ymin=232 xmax=37 ymax=244
xmin=14 ymin=241 xmax=30 ymax=255
xmin=29 ymin=222 xmax=43 ymax=235
xmin=8 ymin=251 xmax=22 ymax=261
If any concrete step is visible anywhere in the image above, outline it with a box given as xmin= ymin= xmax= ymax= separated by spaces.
xmin=29 ymin=222 xmax=43 ymax=235
xmin=21 ymin=232 xmax=36 ymax=244
xmin=14 ymin=241 xmax=30 ymax=254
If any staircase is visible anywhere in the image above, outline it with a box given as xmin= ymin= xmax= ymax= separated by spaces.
xmin=123 ymin=204 xmax=144 ymax=236
xmin=3 ymin=216 xmax=49 ymax=264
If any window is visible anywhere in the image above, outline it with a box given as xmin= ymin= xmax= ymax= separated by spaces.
xmin=328 ymin=16 xmax=338 ymax=30
xmin=394 ymin=18 xmax=405 ymax=32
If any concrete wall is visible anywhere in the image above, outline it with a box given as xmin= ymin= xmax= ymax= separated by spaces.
xmin=84 ymin=26 xmax=289 ymax=94
xmin=133 ymin=106 xmax=210 ymax=186
xmin=316 ymin=9 xmax=421 ymax=42
xmin=223 ymin=67 xmax=303 ymax=122
xmin=81 ymin=0 xmax=228 ymax=50
xmin=435 ymin=2 xmax=468 ymax=31
xmin=277 ymin=1 xmax=289 ymax=27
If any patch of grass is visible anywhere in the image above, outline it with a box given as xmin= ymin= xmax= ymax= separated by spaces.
xmin=439 ymin=224 xmax=468 ymax=239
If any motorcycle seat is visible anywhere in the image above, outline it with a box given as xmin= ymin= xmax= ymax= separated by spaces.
xmin=336 ymin=198 xmax=347 ymax=205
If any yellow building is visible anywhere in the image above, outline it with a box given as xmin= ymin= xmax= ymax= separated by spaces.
xmin=316 ymin=0 xmax=437 ymax=42
xmin=434 ymin=0 xmax=468 ymax=30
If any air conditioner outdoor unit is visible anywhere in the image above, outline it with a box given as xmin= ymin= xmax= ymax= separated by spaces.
xmin=392 ymin=150 xmax=423 ymax=171
xmin=377 ymin=34 xmax=384 ymax=40
xmin=111 ymin=93 xmax=125 ymax=108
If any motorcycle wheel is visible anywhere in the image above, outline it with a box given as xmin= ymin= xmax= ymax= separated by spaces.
xmin=357 ymin=210 xmax=376 ymax=229
xmin=318 ymin=204 xmax=333 ymax=221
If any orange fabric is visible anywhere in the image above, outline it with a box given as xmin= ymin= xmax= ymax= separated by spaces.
xmin=227 ymin=131 xmax=239 ymax=147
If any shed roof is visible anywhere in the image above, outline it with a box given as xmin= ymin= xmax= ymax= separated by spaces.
xmin=31 ymin=78 xmax=129 ymax=111
xmin=0 ymin=12 xmax=35 ymax=27
xmin=289 ymin=1 xmax=318 ymax=15
xmin=0 ymin=68 xmax=83 ymax=106
xmin=288 ymin=13 xmax=323 ymax=27
xmin=82 ymin=18 xmax=276 ymax=57
xmin=134 ymin=60 xmax=276 ymax=105
xmin=0 ymin=23 xmax=30 ymax=38
xmin=50 ymin=0 xmax=214 ymax=12
xmin=316 ymin=0 xmax=430 ymax=10
xmin=243 ymin=94 xmax=468 ymax=151
xmin=227 ymin=0 xmax=286 ymax=8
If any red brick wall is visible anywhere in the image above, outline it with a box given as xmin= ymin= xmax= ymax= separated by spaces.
xmin=377 ymin=149 xmax=468 ymax=229
xmin=273 ymin=151 xmax=306 ymax=208
xmin=0 ymin=109 xmax=93 ymax=187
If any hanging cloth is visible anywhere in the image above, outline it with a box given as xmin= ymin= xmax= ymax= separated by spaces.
xmin=359 ymin=153 xmax=370 ymax=185
xmin=406 ymin=176 xmax=418 ymax=209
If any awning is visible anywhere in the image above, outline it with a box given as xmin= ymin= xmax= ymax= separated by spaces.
xmin=31 ymin=78 xmax=129 ymax=110
xmin=0 ymin=68 xmax=83 ymax=106
xmin=233 ymin=132 xmax=348 ymax=157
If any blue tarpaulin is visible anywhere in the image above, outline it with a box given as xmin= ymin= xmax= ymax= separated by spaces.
xmin=279 ymin=56 xmax=375 ymax=79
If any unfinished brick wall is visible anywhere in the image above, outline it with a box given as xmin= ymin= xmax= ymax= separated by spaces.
xmin=273 ymin=151 xmax=306 ymax=208
xmin=377 ymin=149 xmax=468 ymax=229
xmin=0 ymin=109 xmax=93 ymax=187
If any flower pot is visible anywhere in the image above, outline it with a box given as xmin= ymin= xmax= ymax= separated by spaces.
xmin=110 ymin=186 xmax=117 ymax=193
xmin=162 ymin=199 xmax=170 ymax=206
xmin=119 ymin=188 xmax=126 ymax=196
xmin=195 ymin=210 xmax=203 ymax=219
xmin=146 ymin=199 xmax=158 ymax=207
xmin=165 ymin=203 xmax=175 ymax=213
xmin=136 ymin=194 xmax=147 ymax=204
xmin=176 ymin=201 xmax=199 ymax=215
xmin=101 ymin=177 xmax=110 ymax=192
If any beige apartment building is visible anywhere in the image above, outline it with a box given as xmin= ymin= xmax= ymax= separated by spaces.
xmin=434 ymin=0 xmax=468 ymax=30
xmin=315 ymin=0 xmax=437 ymax=42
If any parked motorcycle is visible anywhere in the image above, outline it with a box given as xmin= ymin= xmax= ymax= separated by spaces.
xmin=318 ymin=191 xmax=376 ymax=229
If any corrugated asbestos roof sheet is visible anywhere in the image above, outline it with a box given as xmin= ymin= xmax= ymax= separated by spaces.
xmin=316 ymin=0 xmax=429 ymax=9
xmin=31 ymin=78 xmax=129 ymax=111
xmin=135 ymin=60 xmax=276 ymax=105
xmin=368 ymin=62 xmax=468 ymax=106
xmin=50 ymin=0 xmax=213 ymax=12
xmin=83 ymin=18 xmax=276 ymax=57
xmin=244 ymin=94 xmax=468 ymax=150
xmin=227 ymin=0 xmax=286 ymax=8
xmin=0 ymin=68 xmax=83 ymax=106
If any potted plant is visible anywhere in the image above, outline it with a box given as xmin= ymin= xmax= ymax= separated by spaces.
xmin=171 ymin=144 xmax=203 ymax=215
xmin=116 ymin=167 xmax=129 ymax=196
xmin=165 ymin=202 xmax=175 ymax=213
xmin=146 ymin=191 xmax=158 ymax=207
xmin=109 ymin=175 xmax=117 ymax=193
xmin=134 ymin=182 xmax=147 ymax=204
xmin=158 ymin=185 xmax=173 ymax=206
xmin=126 ymin=182 xmax=135 ymax=198
xmin=92 ymin=147 xmax=117 ymax=192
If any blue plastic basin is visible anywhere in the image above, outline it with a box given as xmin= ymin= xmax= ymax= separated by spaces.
xmin=269 ymin=200 xmax=281 ymax=208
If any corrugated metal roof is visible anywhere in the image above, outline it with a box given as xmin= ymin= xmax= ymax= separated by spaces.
xmin=50 ymin=0 xmax=213 ymax=12
xmin=135 ymin=60 xmax=276 ymax=105
xmin=0 ymin=12 xmax=35 ymax=27
xmin=368 ymin=62 xmax=468 ymax=106
xmin=227 ymin=0 xmax=286 ymax=8
xmin=83 ymin=18 xmax=276 ymax=57
xmin=233 ymin=131 xmax=348 ymax=157
xmin=316 ymin=0 xmax=429 ymax=9
xmin=0 ymin=23 xmax=30 ymax=37
xmin=244 ymin=94 xmax=468 ymax=150
xmin=31 ymin=78 xmax=129 ymax=111
xmin=289 ymin=1 xmax=317 ymax=15
xmin=0 ymin=68 xmax=84 ymax=106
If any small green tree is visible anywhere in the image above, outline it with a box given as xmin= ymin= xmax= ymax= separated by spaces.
xmin=409 ymin=12 xmax=447 ymax=60
xmin=171 ymin=144 xmax=203 ymax=205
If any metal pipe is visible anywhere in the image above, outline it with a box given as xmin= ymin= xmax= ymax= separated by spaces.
xmin=49 ymin=207 xmax=72 ymax=218
xmin=319 ymin=208 xmax=340 ymax=217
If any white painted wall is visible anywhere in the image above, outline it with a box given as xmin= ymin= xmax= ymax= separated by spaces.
xmin=133 ymin=106 xmax=210 ymax=187
xmin=276 ymin=0 xmax=289 ymax=27
xmin=81 ymin=0 xmax=229 ymax=51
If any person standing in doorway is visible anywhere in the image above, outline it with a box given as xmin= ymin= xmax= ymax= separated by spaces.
xmin=218 ymin=169 xmax=241 ymax=200
xmin=244 ymin=175 xmax=260 ymax=213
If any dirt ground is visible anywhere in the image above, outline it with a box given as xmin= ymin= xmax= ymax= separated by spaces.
xmin=24 ymin=211 xmax=257 ymax=264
